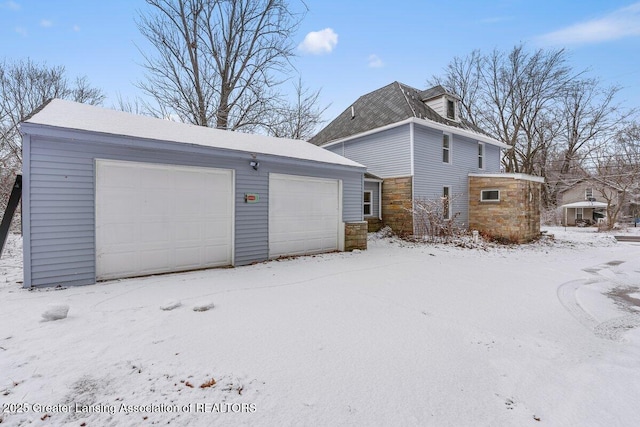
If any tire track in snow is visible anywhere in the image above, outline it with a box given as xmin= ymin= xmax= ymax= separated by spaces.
xmin=557 ymin=279 xmax=600 ymax=331
xmin=557 ymin=260 xmax=640 ymax=341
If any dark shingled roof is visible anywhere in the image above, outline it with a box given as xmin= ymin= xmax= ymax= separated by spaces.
xmin=309 ymin=81 xmax=488 ymax=146
xmin=420 ymin=84 xmax=460 ymax=102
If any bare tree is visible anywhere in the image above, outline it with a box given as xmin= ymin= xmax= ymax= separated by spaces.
xmin=431 ymin=44 xmax=637 ymax=217
xmin=114 ymin=93 xmax=148 ymax=115
xmin=433 ymin=49 xmax=483 ymax=127
xmin=0 ymin=58 xmax=104 ymax=224
xmin=0 ymin=59 xmax=104 ymax=164
xmin=431 ymin=45 xmax=573 ymax=174
xmin=264 ymin=78 xmax=328 ymax=140
xmin=541 ymin=79 xmax=631 ymax=208
xmin=590 ymin=122 xmax=640 ymax=229
xmin=556 ymin=79 xmax=629 ymax=175
xmin=136 ymin=0 xmax=305 ymax=132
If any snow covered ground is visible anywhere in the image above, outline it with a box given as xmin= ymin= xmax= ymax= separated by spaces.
xmin=1 ymin=227 xmax=640 ymax=426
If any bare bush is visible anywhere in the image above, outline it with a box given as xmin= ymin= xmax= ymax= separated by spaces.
xmin=410 ymin=196 xmax=464 ymax=243
xmin=541 ymin=206 xmax=562 ymax=226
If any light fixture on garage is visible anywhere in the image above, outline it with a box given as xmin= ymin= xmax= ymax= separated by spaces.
xmin=250 ymin=160 xmax=259 ymax=170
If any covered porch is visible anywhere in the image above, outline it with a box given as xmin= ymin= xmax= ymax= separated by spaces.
xmin=561 ymin=201 xmax=608 ymax=226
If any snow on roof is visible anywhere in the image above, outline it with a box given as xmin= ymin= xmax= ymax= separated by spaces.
xmin=560 ymin=201 xmax=608 ymax=209
xmin=23 ymin=99 xmax=364 ymax=169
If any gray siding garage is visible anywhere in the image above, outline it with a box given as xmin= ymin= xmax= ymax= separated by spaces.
xmin=21 ymin=99 xmax=365 ymax=288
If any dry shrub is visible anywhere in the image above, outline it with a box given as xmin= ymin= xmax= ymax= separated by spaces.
xmin=409 ymin=196 xmax=464 ymax=243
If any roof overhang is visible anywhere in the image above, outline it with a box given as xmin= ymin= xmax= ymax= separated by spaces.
xmin=21 ymin=99 xmax=366 ymax=170
xmin=321 ymin=117 xmax=510 ymax=149
xmin=560 ymin=201 xmax=609 ymax=209
xmin=364 ymin=171 xmax=383 ymax=182
xmin=469 ymin=173 xmax=545 ymax=183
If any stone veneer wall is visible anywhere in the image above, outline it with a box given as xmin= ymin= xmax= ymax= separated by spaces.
xmin=468 ymin=176 xmax=542 ymax=243
xmin=365 ymin=217 xmax=383 ymax=232
xmin=381 ymin=177 xmax=413 ymax=235
xmin=345 ymin=221 xmax=368 ymax=251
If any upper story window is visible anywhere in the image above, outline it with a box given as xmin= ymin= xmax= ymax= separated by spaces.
xmin=442 ymin=133 xmax=451 ymax=164
xmin=446 ymin=99 xmax=456 ymax=120
xmin=478 ymin=142 xmax=485 ymax=169
xmin=585 ymin=187 xmax=593 ymax=200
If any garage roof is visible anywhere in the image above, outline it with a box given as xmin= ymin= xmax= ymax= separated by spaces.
xmin=23 ymin=99 xmax=365 ymax=168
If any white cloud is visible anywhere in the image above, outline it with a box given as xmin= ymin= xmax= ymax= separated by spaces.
xmin=537 ymin=2 xmax=640 ymax=45
xmin=2 ymin=1 xmax=20 ymax=11
xmin=298 ymin=28 xmax=338 ymax=54
xmin=368 ymin=54 xmax=384 ymax=68
xmin=479 ymin=16 xmax=512 ymax=25
xmin=15 ymin=26 xmax=27 ymax=36
xmin=40 ymin=19 xmax=53 ymax=28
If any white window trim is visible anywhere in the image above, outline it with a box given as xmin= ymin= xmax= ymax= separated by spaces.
xmin=442 ymin=132 xmax=452 ymax=164
xmin=480 ymin=189 xmax=500 ymax=202
xmin=576 ymin=207 xmax=584 ymax=220
xmin=443 ymin=186 xmax=452 ymax=220
xmin=446 ymin=98 xmax=456 ymax=121
xmin=364 ymin=178 xmax=383 ymax=220
xmin=585 ymin=188 xmax=593 ymax=200
xmin=478 ymin=142 xmax=485 ymax=170
xmin=363 ymin=190 xmax=373 ymax=217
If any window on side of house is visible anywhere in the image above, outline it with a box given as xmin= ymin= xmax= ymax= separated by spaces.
xmin=478 ymin=142 xmax=485 ymax=169
xmin=363 ymin=191 xmax=372 ymax=216
xmin=576 ymin=208 xmax=583 ymax=220
xmin=443 ymin=186 xmax=451 ymax=219
xmin=446 ymin=99 xmax=456 ymax=120
xmin=585 ymin=187 xmax=593 ymax=200
xmin=481 ymin=189 xmax=500 ymax=202
xmin=442 ymin=133 xmax=451 ymax=164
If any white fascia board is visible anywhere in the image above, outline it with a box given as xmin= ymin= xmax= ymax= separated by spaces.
xmin=321 ymin=118 xmax=414 ymax=149
xmin=412 ymin=117 xmax=510 ymax=149
xmin=409 ymin=121 xmax=415 ymax=177
xmin=469 ymin=172 xmax=545 ymax=183
xmin=320 ymin=117 xmax=510 ymax=150
xmin=23 ymin=99 xmax=365 ymax=169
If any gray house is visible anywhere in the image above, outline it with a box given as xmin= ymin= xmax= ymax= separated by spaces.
xmin=310 ymin=82 xmax=512 ymax=235
xmin=21 ymin=99 xmax=366 ymax=288
xmin=558 ymin=178 xmax=621 ymax=226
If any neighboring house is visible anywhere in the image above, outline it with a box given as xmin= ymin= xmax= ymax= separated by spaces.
xmin=558 ymin=178 xmax=622 ymax=226
xmin=20 ymin=99 xmax=366 ymax=288
xmin=310 ymin=81 xmax=543 ymax=242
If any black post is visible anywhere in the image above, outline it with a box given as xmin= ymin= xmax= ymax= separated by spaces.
xmin=0 ymin=175 xmax=22 ymax=258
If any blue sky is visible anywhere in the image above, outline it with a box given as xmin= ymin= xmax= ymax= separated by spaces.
xmin=1 ymin=0 xmax=639 ymax=124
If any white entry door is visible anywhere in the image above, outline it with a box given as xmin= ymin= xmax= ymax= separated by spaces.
xmin=95 ymin=159 xmax=234 ymax=280
xmin=269 ymin=173 xmax=341 ymax=258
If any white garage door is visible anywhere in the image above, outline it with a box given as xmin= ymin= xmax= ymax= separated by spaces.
xmin=269 ymin=173 xmax=341 ymax=258
xmin=95 ymin=159 xmax=234 ymax=280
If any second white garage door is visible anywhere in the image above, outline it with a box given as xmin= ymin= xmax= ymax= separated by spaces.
xmin=95 ymin=160 xmax=234 ymax=280
xmin=269 ymin=173 xmax=341 ymax=258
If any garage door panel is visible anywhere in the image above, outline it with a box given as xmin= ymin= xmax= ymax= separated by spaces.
xmin=173 ymin=221 xmax=202 ymax=242
xmin=138 ymin=249 xmax=170 ymax=270
xmin=206 ymin=244 xmax=233 ymax=262
xmin=139 ymin=222 xmax=171 ymax=244
xmin=175 ymin=247 xmax=203 ymax=268
xmin=99 ymin=252 xmax=136 ymax=278
xmin=269 ymin=174 xmax=340 ymax=259
xmin=140 ymin=169 xmax=170 ymax=188
xmin=96 ymin=160 xmax=234 ymax=280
